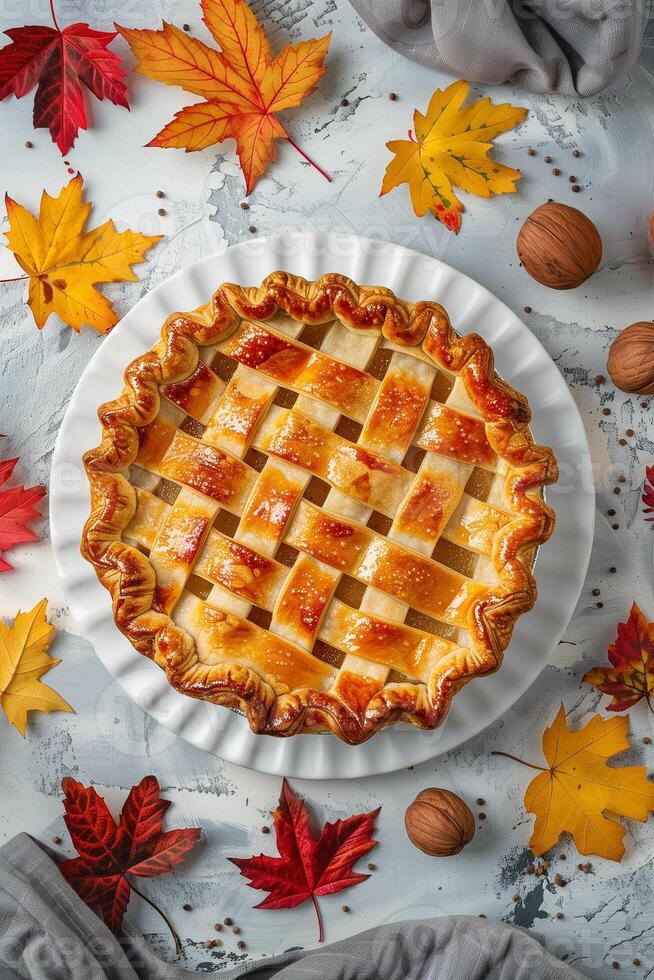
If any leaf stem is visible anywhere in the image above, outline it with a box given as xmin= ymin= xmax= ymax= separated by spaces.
xmin=129 ymin=882 xmax=182 ymax=954
xmin=491 ymin=750 xmax=547 ymax=773
xmin=310 ymin=893 xmax=324 ymax=943
xmin=285 ymin=137 xmax=331 ymax=183
xmin=49 ymin=0 xmax=61 ymax=32
xmin=0 ymin=276 xmax=28 ymax=283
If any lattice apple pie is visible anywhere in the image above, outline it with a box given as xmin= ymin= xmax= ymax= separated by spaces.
xmin=82 ymin=272 xmax=557 ymax=744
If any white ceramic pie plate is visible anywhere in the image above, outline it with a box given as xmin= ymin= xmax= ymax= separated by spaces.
xmin=50 ymin=232 xmax=594 ymax=779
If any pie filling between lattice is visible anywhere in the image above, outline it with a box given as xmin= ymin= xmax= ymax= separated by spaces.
xmin=82 ymin=272 xmax=558 ymax=745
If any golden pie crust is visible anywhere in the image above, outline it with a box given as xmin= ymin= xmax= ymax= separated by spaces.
xmin=81 ymin=272 xmax=557 ymax=745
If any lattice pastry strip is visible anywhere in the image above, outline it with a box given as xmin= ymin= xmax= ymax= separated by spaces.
xmin=82 ymin=272 xmax=558 ymax=744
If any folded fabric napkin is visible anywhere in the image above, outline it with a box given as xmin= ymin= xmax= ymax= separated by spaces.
xmin=348 ymin=0 xmax=649 ymax=96
xmin=0 ymin=833 xmax=586 ymax=979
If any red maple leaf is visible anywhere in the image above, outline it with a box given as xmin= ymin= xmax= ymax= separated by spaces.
xmin=643 ymin=465 xmax=654 ymax=524
xmin=0 ymin=0 xmax=129 ymax=154
xmin=58 ymin=776 xmax=201 ymax=948
xmin=583 ymin=602 xmax=654 ymax=713
xmin=0 ymin=439 xmax=45 ymax=572
xmin=230 ymin=778 xmax=379 ymax=942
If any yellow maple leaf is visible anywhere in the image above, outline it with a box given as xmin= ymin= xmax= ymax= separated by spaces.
xmin=117 ymin=0 xmax=330 ymax=194
xmin=381 ymin=79 xmax=527 ymax=234
xmin=0 ymin=598 xmax=73 ymax=737
xmin=497 ymin=705 xmax=654 ymax=861
xmin=4 ymin=174 xmax=161 ymax=333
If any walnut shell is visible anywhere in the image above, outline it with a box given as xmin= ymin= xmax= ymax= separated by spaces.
xmin=608 ymin=321 xmax=654 ymax=394
xmin=517 ymin=202 xmax=602 ymax=290
xmin=404 ymin=788 xmax=475 ymax=857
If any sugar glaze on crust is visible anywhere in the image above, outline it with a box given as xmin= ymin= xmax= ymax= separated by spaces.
xmin=81 ymin=272 xmax=558 ymax=745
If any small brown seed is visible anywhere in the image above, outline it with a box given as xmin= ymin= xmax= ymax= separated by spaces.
xmin=569 ymin=175 xmax=577 ymax=182
xmin=618 ymin=438 xmax=627 ymax=446
xmin=607 ymin=509 xmax=616 ymax=516
xmin=156 ymin=190 xmax=164 ymax=198
xmin=204 ymin=939 xmax=218 ymax=949
xmin=183 ymin=23 xmax=190 ymax=31
xmin=571 ymin=184 xmax=581 ymax=192
xmin=52 ymin=836 xmax=62 ymax=845
xmin=476 ymin=798 xmax=485 ymax=806
xmin=618 ymin=475 xmax=626 ymax=483
xmin=158 ymin=208 xmax=166 ymax=216
xmin=544 ymin=155 xmax=552 ymax=163
xmin=592 ymin=588 xmax=600 ymax=596
xmin=626 ymin=428 xmax=635 ymax=437
xmin=214 ymin=923 xmax=222 ymax=932
xmin=643 ymin=737 xmax=652 ymax=745
xmin=183 ymin=903 xmax=192 ymax=911
xmin=341 ymin=905 xmax=350 ymax=913
xmin=610 ymin=566 xmax=617 ymax=573
xmin=560 ymin=854 xmax=566 ymax=860
xmin=237 ymin=940 xmax=246 ymax=950
xmin=527 ymin=148 xmax=536 ymax=156
xmin=512 ymin=893 xmax=520 ymax=902
xmin=597 ymin=601 xmax=604 ymax=608
xmin=224 ymin=917 xmax=233 ymax=926
xmin=388 ymin=92 xmax=397 ymax=100
xmin=602 ymin=408 xmax=611 ymax=416
xmin=613 ymin=487 xmax=621 ymax=495
xmin=554 ymin=874 xmax=566 ymax=886
xmin=612 ymin=523 xmax=619 ymax=530
xmin=555 ymin=912 xmax=564 ymax=919
xmin=479 ymin=812 xmax=486 ymax=820
xmin=572 ymin=149 xmax=581 ymax=157
xmin=367 ymin=862 xmax=376 ymax=870
xmin=248 ymin=225 xmax=257 ymax=233
xmin=340 ymin=98 xmax=349 ymax=107
xmin=232 ymin=926 xmax=241 ymax=935
xmin=612 ymin=962 xmax=620 ymax=970
xmin=595 ymin=374 xmax=606 ymax=383
xmin=25 ymin=140 xmax=33 ymax=148
xmin=523 ymin=305 xmax=532 ymax=313
xmin=633 ymin=959 xmax=641 ymax=966
xmin=261 ymin=825 xmax=270 ymax=833
xmin=240 ymin=202 xmax=250 ymax=210
xmin=552 ymin=168 xmax=560 ymax=176
xmin=641 ymin=401 xmax=648 ymax=408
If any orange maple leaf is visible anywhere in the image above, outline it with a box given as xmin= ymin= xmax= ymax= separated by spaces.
xmin=117 ymin=0 xmax=330 ymax=194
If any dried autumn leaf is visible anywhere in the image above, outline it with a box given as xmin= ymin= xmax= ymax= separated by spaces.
xmin=0 ymin=2 xmax=129 ymax=154
xmin=59 ymin=775 xmax=201 ymax=946
xmin=4 ymin=174 xmax=161 ymax=333
xmin=0 ymin=437 xmax=45 ymax=572
xmin=381 ymin=79 xmax=527 ymax=233
xmin=583 ymin=603 xmax=654 ymax=712
xmin=496 ymin=705 xmax=654 ymax=861
xmin=0 ymin=597 xmax=73 ymax=736
xmin=117 ymin=0 xmax=330 ymax=194
xmin=642 ymin=464 xmax=654 ymax=524
xmin=230 ymin=778 xmax=379 ymax=942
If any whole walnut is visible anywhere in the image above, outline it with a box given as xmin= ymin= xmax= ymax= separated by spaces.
xmin=608 ymin=321 xmax=654 ymax=394
xmin=404 ymin=788 xmax=475 ymax=856
xmin=517 ymin=202 xmax=602 ymax=290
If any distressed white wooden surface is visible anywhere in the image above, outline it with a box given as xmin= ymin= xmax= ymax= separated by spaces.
xmin=1 ymin=1 xmax=654 ymax=976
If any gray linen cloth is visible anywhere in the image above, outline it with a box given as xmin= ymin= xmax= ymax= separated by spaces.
xmin=348 ymin=0 xmax=650 ymax=96
xmin=0 ymin=834 xmax=587 ymax=979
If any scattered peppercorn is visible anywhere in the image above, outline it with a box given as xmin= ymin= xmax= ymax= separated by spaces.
xmin=544 ymin=155 xmax=552 ymax=163
xmin=249 ymin=225 xmax=257 ymax=233
xmin=569 ymin=175 xmax=577 ymax=182
xmin=592 ymin=588 xmax=600 ymax=596
xmin=614 ymin=487 xmax=621 ymax=495
xmin=477 ymin=798 xmax=485 ymax=805
xmin=158 ymin=208 xmax=166 ymax=216
xmin=156 ymin=190 xmax=164 ymax=198
xmin=607 ymin=509 xmax=616 ymax=516
xmin=571 ymin=184 xmax=580 ymax=192
xmin=527 ymin=148 xmax=536 ymax=156
xmin=523 ymin=306 xmax=532 ymax=313
xmin=214 ymin=923 xmax=223 ymax=932
xmin=204 ymin=939 xmax=220 ymax=949
xmin=224 ymin=917 xmax=233 ymax=926
xmin=367 ymin=863 xmax=376 ymax=870
xmin=618 ymin=438 xmax=627 ymax=446
xmin=512 ymin=893 xmax=520 ymax=902
xmin=479 ymin=812 xmax=486 ymax=821
xmin=388 ymin=92 xmax=397 ymax=100
xmin=596 ymin=601 xmax=604 ymax=608
xmin=612 ymin=963 xmax=620 ymax=970
xmin=261 ymin=825 xmax=270 ymax=833
xmin=237 ymin=940 xmax=246 ymax=950
xmin=612 ymin=523 xmax=619 ymax=530
xmin=643 ymin=737 xmax=651 ymax=745
xmin=340 ymin=98 xmax=349 ymax=107
xmin=240 ymin=202 xmax=250 ymax=210
xmin=554 ymin=874 xmax=566 ymax=886
xmin=52 ymin=836 xmax=62 ymax=845
xmin=618 ymin=475 xmax=626 ymax=483
xmin=610 ymin=566 xmax=617 ymax=573
xmin=341 ymin=905 xmax=350 ymax=913
xmin=527 ymin=863 xmax=535 ymax=874
xmin=231 ymin=926 xmax=240 ymax=935
xmin=633 ymin=959 xmax=641 ymax=966
xmin=626 ymin=428 xmax=635 ymax=437
xmin=602 ymin=408 xmax=611 ymax=416
xmin=552 ymin=168 xmax=560 ymax=176
xmin=572 ymin=149 xmax=581 ymax=158
xmin=183 ymin=23 xmax=190 ymax=31
xmin=555 ymin=912 xmax=564 ymax=920
xmin=595 ymin=374 xmax=606 ymax=383
xmin=25 ymin=140 xmax=33 ymax=148
xmin=560 ymin=854 xmax=566 ymax=860
xmin=183 ymin=903 xmax=192 ymax=911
